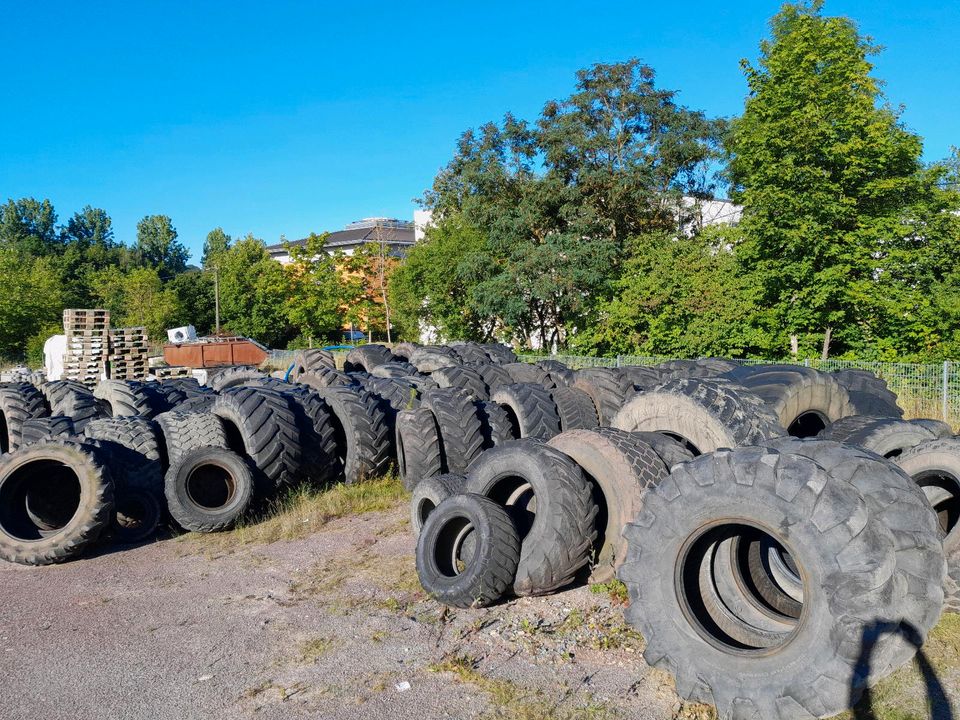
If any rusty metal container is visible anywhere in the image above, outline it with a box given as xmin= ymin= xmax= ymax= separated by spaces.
xmin=162 ymin=337 xmax=268 ymax=368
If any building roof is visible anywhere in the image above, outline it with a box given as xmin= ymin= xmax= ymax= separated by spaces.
xmin=265 ymin=218 xmax=416 ymax=256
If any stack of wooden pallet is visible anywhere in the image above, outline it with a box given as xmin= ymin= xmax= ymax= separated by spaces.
xmin=108 ymin=326 xmax=149 ymax=380
xmin=63 ymin=309 xmax=110 ymax=386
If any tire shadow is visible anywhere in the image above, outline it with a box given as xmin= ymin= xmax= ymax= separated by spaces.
xmin=851 ymin=619 xmax=954 ymax=720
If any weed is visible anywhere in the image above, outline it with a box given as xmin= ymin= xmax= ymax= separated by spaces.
xmin=296 ymin=635 xmax=333 ymax=663
xmin=589 ymin=579 xmax=629 ymax=605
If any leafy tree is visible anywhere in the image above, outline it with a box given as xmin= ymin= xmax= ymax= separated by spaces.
xmin=727 ymin=1 xmax=959 ymax=359
xmin=0 ymin=248 xmax=63 ymax=358
xmin=0 ymin=198 xmax=59 ymax=255
xmin=284 ymin=233 xmax=344 ymax=343
xmin=167 ymin=270 xmax=215 ymax=335
xmin=90 ymin=266 xmax=178 ymax=341
xmin=201 ymin=227 xmax=232 ymax=268
xmin=136 ymin=215 xmax=189 ymax=279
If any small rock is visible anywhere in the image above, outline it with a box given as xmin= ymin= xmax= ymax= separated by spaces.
xmin=395 ymin=681 xmax=411 ymax=692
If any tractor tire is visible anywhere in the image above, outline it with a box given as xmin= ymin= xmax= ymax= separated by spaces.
xmin=21 ymin=416 xmax=76 ymax=446
xmin=831 ymin=368 xmax=903 ymax=418
xmin=819 ymin=415 xmax=936 ymax=458
xmin=83 ymin=416 xmax=165 ymax=497
xmin=40 ymin=380 xmax=100 ymax=429
xmin=432 ymin=365 xmax=490 ymax=400
xmin=474 ymin=400 xmax=515 ymax=449
xmin=165 ymin=447 xmax=255 ymax=533
xmin=344 ymin=344 xmax=395 ymax=373
xmin=469 ymin=363 xmax=514 ymax=392
xmin=421 ymin=387 xmax=485 ymax=475
xmin=207 ymin=366 xmax=267 ymax=392
xmin=154 ymin=411 xmax=229 ymax=466
xmin=396 ymin=407 xmax=443 ymax=490
xmin=409 ymin=472 xmax=465 ymax=538
xmin=572 ymin=368 xmax=636 ymax=426
xmin=313 ymin=386 xmax=392 ymax=484
xmin=409 ymin=347 xmax=459 ymax=373
xmin=93 ymin=380 xmax=156 ymax=418
xmin=490 ymin=383 xmax=561 ymax=440
xmin=551 ymin=387 xmax=599 ymax=431
xmin=502 ymin=362 xmax=555 ymax=388
xmin=0 ymin=383 xmax=50 ymax=453
xmin=111 ymin=486 xmax=161 ymax=544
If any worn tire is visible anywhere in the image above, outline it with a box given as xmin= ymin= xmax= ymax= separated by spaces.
xmin=819 ymin=415 xmax=936 ymax=458
xmin=548 ymin=428 xmax=667 ymax=581
xmin=831 ymin=369 xmax=903 ymax=418
xmin=551 ymin=387 xmax=599 ymax=431
xmin=344 ymin=344 xmax=395 ymax=373
xmin=40 ymin=380 xmax=100 ymax=429
xmin=618 ymin=365 xmax=663 ymax=391
xmin=165 ymin=447 xmax=255 ymax=532
xmin=396 ymin=407 xmax=443 ymax=490
xmin=474 ymin=400 xmax=515 ymax=449
xmin=409 ymin=347 xmax=459 ymax=373
xmin=910 ymin=418 xmax=953 ymax=439
xmin=469 ymin=363 xmax=513 ymax=392
xmin=111 ymin=486 xmax=161 ymax=544
xmin=450 ymin=343 xmax=494 ymax=366
xmin=490 ymin=383 xmax=561 ymax=440
xmin=207 ymin=366 xmax=266 ymax=392
xmin=292 ymin=348 xmax=335 ymax=375
xmin=724 ymin=364 xmax=855 ymax=437
xmin=895 ymin=437 xmax=960 ymax=613
xmin=154 ymin=411 xmax=229 ymax=466
xmin=416 ymin=493 xmax=520 ymax=608
xmin=0 ymin=383 xmax=50 ymax=453
xmin=296 ymin=367 xmax=356 ymax=389
xmin=618 ymin=430 xmax=696 ymax=470
xmin=502 ymin=362 xmax=554 ymax=388
xmin=0 ymin=440 xmax=114 ymax=565
xmin=421 ymin=387 xmax=485 ymax=475
xmin=370 ymin=361 xmax=418 ymax=379
xmin=612 ymin=377 xmax=785 ymax=455
xmin=410 ymin=472 xmax=465 ymax=538
xmin=313 ymin=386 xmax=392 ymax=484
xmin=572 ymin=368 xmax=635 ymax=426
xmin=83 ymin=417 xmax=165 ymax=496
xmin=211 ymin=387 xmax=302 ymax=493
xmin=278 ymin=387 xmax=340 ymax=485
xmin=464 ymin=440 xmax=598 ymax=596
xmin=93 ymin=379 xmax=156 ymax=418
xmin=21 ymin=416 xmax=76 ymax=446
xmin=481 ymin=343 xmax=517 ymax=364
xmin=432 ymin=365 xmax=490 ymax=400
xmin=391 ymin=342 xmax=420 ymax=360
xmin=620 ymin=441 xmax=944 ymax=719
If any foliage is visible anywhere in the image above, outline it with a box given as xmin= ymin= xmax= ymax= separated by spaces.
xmin=26 ymin=322 xmax=65 ymax=367
xmin=341 ymin=242 xmax=399 ymax=340
xmin=0 ymin=248 xmax=64 ymax=358
xmin=91 ymin=266 xmax=179 ymax=340
xmin=201 ymin=227 xmax=231 ymax=268
xmin=727 ymin=1 xmax=960 ymax=359
xmin=135 ymin=214 xmax=189 ymax=280
xmin=284 ymin=233 xmax=343 ymax=343
xmin=167 ymin=270 xmax=216 ymax=335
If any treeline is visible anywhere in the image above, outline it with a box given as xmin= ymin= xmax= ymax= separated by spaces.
xmin=389 ymin=3 xmax=960 ymax=362
xmin=0 ymin=202 xmax=394 ymax=362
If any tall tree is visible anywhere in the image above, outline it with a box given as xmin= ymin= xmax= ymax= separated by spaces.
xmin=0 ymin=198 xmax=59 ymax=255
xmin=0 ymin=248 xmax=63 ymax=358
xmin=284 ymin=233 xmax=344 ymax=343
xmin=727 ymin=1 xmax=957 ymax=359
xmin=136 ymin=215 xmax=189 ymax=279
xmin=201 ymin=227 xmax=232 ymax=268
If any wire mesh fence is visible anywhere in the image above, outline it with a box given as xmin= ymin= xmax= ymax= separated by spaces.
xmin=519 ymin=353 xmax=960 ymax=425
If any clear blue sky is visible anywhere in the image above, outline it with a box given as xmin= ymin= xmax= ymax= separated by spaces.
xmin=1 ymin=1 xmax=957 ymax=262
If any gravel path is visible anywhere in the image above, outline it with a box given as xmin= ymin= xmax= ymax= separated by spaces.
xmin=0 ymin=507 xmax=683 ymax=720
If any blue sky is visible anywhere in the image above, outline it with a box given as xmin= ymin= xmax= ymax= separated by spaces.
xmin=1 ymin=1 xmax=957 ymax=261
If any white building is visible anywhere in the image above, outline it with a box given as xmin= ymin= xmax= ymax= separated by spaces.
xmin=266 ymin=217 xmax=416 ymax=265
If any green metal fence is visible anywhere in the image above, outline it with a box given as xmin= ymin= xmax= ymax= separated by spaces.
xmin=520 ymin=353 xmax=959 ymax=425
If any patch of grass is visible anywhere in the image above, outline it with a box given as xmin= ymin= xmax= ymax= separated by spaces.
xmin=589 ymin=579 xmax=629 ymax=606
xmin=429 ymin=654 xmax=614 ymax=720
xmin=186 ymin=475 xmax=408 ymax=549
xmin=296 ymin=635 xmax=334 ymax=663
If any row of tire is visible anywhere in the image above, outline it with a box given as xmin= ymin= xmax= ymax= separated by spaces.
xmin=377 ymin=348 xmax=960 ymax=720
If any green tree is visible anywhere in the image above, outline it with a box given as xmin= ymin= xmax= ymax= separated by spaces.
xmin=201 ymin=227 xmax=231 ymax=268
xmin=136 ymin=215 xmax=189 ymax=279
xmin=284 ymin=233 xmax=344 ymax=343
xmin=0 ymin=198 xmax=59 ymax=255
xmin=727 ymin=1 xmax=959 ymax=359
xmin=90 ymin=266 xmax=178 ymax=341
xmin=0 ymin=248 xmax=64 ymax=358
xmin=167 ymin=270 xmax=215 ymax=335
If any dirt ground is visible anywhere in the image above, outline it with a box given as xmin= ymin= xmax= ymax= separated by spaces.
xmin=1 ymin=502 xmax=958 ymax=720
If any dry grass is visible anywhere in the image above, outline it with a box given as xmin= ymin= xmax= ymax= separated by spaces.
xmin=429 ymin=654 xmax=614 ymax=720
xmin=183 ymin=475 xmax=408 ymax=550
xmin=295 ymin=635 xmax=334 ymax=664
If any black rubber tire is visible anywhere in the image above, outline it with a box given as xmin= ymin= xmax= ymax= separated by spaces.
xmin=451 ymin=343 xmax=495 ymax=366
xmin=548 ymin=428 xmax=667 ymax=582
xmin=535 ymin=359 xmax=575 ymax=387
xmin=819 ymin=415 xmax=936 ymax=458
xmin=83 ymin=417 xmax=165 ymax=496
xmin=160 ymin=377 xmax=212 ymax=399
xmin=356 ymin=376 xmax=421 ymax=413
xmin=0 ymin=383 xmax=50 ymax=453
xmin=620 ymin=441 xmax=944 ymax=718
xmin=618 ymin=365 xmax=663 ymax=391
xmin=154 ymin=411 xmax=229 ymax=466
xmin=409 ymin=347 xmax=459 ymax=373
xmin=164 ymin=447 xmax=255 ymax=532
xmin=723 ymin=364 xmax=854 ymax=437
xmin=175 ymin=395 xmax=217 ymax=413
xmin=211 ymin=387 xmax=302 ymax=493
xmin=206 ymin=366 xmax=266 ymax=392
xmin=111 ymin=486 xmax=161 ymax=544
xmin=313 ymin=386 xmax=392 ymax=484
xmin=895 ymin=437 xmax=960 ymax=613
xmin=613 ymin=377 xmax=785 ymax=455
xmin=21 ymin=416 xmax=76 ymax=446
xmin=416 ymin=493 xmax=520 ymax=608
xmin=293 ymin=348 xmax=335 ymax=374
xmin=344 ymin=344 xmax=395 ymax=373
xmin=0 ymin=440 xmax=114 ymax=565
xmin=409 ymin=472 xmax=465 ymax=538
xmin=551 ymin=387 xmax=599 ymax=431
xmin=464 ymin=440 xmax=598 ymax=596
xmin=432 ymin=365 xmax=490 ymax=400
xmin=502 ymin=362 xmax=555 ymax=388
xmin=618 ymin=430 xmax=696 ymax=470
xmin=296 ymin=367 xmax=356 ymax=389
xmin=277 ymin=386 xmax=340 ymax=486
xmin=469 ymin=363 xmax=514 ymax=392
xmin=481 ymin=343 xmax=517 ymax=364
xmin=40 ymin=380 xmax=100 ymax=429
xmin=370 ymin=361 xmax=418 ymax=379
xmin=93 ymin=380 xmax=156 ymax=418
xmin=572 ymin=368 xmax=636 ymax=426
xmin=421 ymin=387 xmax=485 ymax=475
xmin=396 ymin=407 xmax=443 ymax=490
xmin=831 ymin=368 xmax=903 ymax=418
xmin=910 ymin=418 xmax=953 ymax=439
xmin=391 ymin=342 xmax=419 ymax=360
xmin=474 ymin=400 xmax=515 ymax=449
xmin=490 ymin=383 xmax=561 ymax=440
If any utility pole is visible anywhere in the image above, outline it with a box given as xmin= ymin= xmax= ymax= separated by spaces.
xmin=213 ymin=265 xmax=221 ymax=334
xmin=375 ymin=221 xmax=392 ymax=344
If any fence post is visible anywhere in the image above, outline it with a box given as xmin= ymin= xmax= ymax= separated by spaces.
xmin=943 ymin=361 xmax=950 ymax=422
xmin=616 ymin=355 xmax=622 ymax=368
xmin=804 ymin=358 xmax=810 ymax=368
